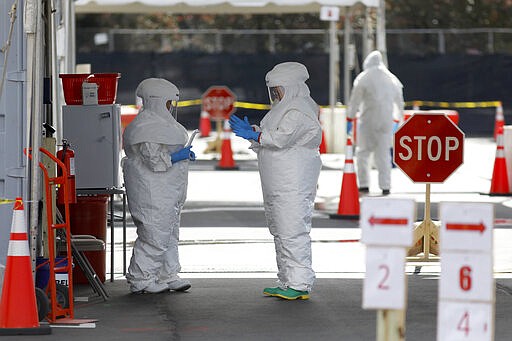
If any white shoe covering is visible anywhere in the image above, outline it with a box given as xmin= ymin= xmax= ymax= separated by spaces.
xmin=135 ymin=281 xmax=169 ymax=294
xmin=168 ymin=277 xmax=191 ymax=291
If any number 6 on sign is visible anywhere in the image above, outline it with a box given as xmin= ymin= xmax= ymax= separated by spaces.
xmin=363 ymin=247 xmax=407 ymax=310
xmin=439 ymin=253 xmax=493 ymax=301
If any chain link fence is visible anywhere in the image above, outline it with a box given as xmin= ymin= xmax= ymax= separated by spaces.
xmin=77 ymin=27 xmax=512 ymax=55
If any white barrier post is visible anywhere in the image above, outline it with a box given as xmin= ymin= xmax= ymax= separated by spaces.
xmin=320 ymin=106 xmax=346 ymax=153
xmin=503 ymin=125 xmax=512 ymax=192
xmin=361 ymin=198 xmax=416 ymax=341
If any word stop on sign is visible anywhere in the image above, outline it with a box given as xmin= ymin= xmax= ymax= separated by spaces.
xmin=397 ymin=135 xmax=460 ymax=162
xmin=393 ymin=113 xmax=465 ymax=183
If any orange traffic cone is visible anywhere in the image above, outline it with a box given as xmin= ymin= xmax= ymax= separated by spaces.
xmin=319 ymin=130 xmax=327 ymax=154
xmin=199 ymin=110 xmax=211 ymax=137
xmin=493 ymin=102 xmax=505 ymax=140
xmin=0 ymin=198 xmax=51 ymax=335
xmin=216 ymin=119 xmax=239 ymax=170
xmin=489 ymin=126 xmax=511 ymax=195
xmin=329 ymin=138 xmax=360 ymax=219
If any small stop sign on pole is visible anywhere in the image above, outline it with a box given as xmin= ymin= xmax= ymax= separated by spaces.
xmin=202 ymin=86 xmax=236 ymax=120
xmin=393 ymin=113 xmax=464 ymax=183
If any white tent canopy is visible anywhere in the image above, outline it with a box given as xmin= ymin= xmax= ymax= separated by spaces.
xmin=75 ymin=0 xmax=379 ymax=14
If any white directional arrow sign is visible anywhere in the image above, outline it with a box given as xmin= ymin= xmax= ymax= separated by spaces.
xmin=361 ymin=198 xmax=415 ymax=247
xmin=440 ymin=202 xmax=493 ymax=253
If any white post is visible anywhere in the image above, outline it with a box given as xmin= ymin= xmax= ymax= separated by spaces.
xmin=329 ymin=19 xmax=337 ymax=112
xmin=376 ymin=0 xmax=387 ymax=66
xmin=329 ymin=20 xmax=339 ymax=152
xmin=343 ymin=7 xmax=351 ymax=105
xmin=321 ymin=6 xmax=341 ymax=153
xmin=362 ymin=6 xmax=374 ymax=60
xmin=25 ymin=0 xmax=44 ymax=273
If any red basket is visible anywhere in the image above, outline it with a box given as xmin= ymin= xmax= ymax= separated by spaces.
xmin=59 ymin=73 xmax=121 ymax=105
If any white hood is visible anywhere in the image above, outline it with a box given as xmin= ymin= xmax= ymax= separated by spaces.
xmin=123 ymin=78 xmax=188 ymax=147
xmin=262 ymin=62 xmax=319 ymax=131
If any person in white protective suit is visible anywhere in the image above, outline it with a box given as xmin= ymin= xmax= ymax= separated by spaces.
xmin=229 ymin=62 xmax=322 ymax=300
xmin=347 ymin=50 xmax=404 ymax=195
xmin=123 ymin=78 xmax=195 ymax=294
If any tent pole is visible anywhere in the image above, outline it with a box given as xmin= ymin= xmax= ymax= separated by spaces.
xmin=343 ymin=6 xmax=351 ymax=105
xmin=376 ymin=0 xmax=387 ymax=66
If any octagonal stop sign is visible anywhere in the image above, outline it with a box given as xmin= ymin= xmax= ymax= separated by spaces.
xmin=393 ymin=113 xmax=464 ymax=183
xmin=202 ymin=86 xmax=236 ymax=120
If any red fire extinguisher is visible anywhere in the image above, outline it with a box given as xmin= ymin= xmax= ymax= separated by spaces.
xmin=56 ymin=139 xmax=77 ymax=204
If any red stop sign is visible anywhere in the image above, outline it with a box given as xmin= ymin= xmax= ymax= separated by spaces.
xmin=202 ymin=86 xmax=236 ymax=120
xmin=393 ymin=113 xmax=464 ymax=183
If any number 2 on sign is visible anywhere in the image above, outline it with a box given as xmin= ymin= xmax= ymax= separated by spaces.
xmin=457 ymin=311 xmax=470 ymax=337
xmin=459 ymin=265 xmax=472 ymax=291
xmin=378 ymin=264 xmax=390 ymax=290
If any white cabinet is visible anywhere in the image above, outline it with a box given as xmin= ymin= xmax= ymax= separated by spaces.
xmin=62 ymin=105 xmax=121 ymax=189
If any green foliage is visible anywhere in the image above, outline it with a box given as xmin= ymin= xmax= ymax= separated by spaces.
xmin=76 ymin=13 xmax=327 ymax=30
xmin=76 ymin=1 xmax=512 ymax=30
xmin=75 ymin=2 xmax=512 ymax=54
xmin=386 ymin=0 xmax=512 ymax=29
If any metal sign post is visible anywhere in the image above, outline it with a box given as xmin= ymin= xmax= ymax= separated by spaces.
xmin=393 ymin=113 xmax=465 ymax=260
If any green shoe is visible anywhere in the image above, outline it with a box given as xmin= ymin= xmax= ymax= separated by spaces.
xmin=263 ymin=287 xmax=279 ymax=296
xmin=273 ymin=287 xmax=310 ymax=300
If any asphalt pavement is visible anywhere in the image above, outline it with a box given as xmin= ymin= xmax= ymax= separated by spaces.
xmin=5 ymin=136 xmax=511 ymax=340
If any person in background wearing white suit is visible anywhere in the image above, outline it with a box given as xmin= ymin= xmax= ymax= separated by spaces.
xmin=347 ymin=50 xmax=404 ymax=195
xmin=123 ymin=78 xmax=195 ymax=294
xmin=230 ymin=62 xmax=322 ymax=300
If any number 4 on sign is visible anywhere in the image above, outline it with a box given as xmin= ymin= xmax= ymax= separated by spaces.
xmin=437 ymin=301 xmax=493 ymax=341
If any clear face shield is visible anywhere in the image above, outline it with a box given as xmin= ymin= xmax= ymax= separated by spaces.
xmin=268 ymin=86 xmax=284 ymax=105
xmin=167 ymin=99 xmax=179 ymax=120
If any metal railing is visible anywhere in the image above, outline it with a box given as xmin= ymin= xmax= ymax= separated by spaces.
xmin=77 ymin=27 xmax=512 ymax=55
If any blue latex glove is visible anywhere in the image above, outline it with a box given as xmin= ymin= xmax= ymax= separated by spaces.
xmin=171 ymin=146 xmax=193 ymax=163
xmin=189 ymin=150 xmax=196 ymax=161
xmin=229 ymin=114 xmax=251 ymax=131
xmin=229 ymin=115 xmax=260 ymax=141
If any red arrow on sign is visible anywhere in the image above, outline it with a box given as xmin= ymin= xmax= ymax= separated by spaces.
xmin=446 ymin=221 xmax=486 ymax=233
xmin=369 ymin=216 xmax=408 ymax=226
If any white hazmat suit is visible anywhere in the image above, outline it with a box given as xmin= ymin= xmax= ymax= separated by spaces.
xmin=123 ymin=78 xmax=192 ymax=293
xmin=230 ymin=62 xmax=322 ymax=298
xmin=347 ymin=51 xmax=404 ymax=193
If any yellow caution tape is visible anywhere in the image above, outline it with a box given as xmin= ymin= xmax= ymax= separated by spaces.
xmin=134 ymin=99 xmax=504 ymax=111
xmin=235 ymin=101 xmax=271 ymax=110
xmin=0 ymin=199 xmax=15 ymax=205
xmin=178 ymin=99 xmax=202 ymax=107
xmin=319 ymin=104 xmax=347 ymax=109
xmin=406 ymin=100 xmax=502 ymax=109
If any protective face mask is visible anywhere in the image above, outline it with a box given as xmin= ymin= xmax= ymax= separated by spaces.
xmin=168 ymin=99 xmax=178 ymax=120
xmin=268 ymin=86 xmax=284 ymax=105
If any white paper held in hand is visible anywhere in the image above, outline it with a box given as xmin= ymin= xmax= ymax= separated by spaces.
xmin=186 ymin=129 xmax=200 ymax=147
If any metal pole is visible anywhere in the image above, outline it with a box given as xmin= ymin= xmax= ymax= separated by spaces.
xmin=329 ymin=20 xmax=336 ymax=111
xmin=424 ymin=183 xmax=431 ymax=257
xmin=329 ymin=19 xmax=338 ymax=151
xmin=362 ymin=6 xmax=374 ymax=60
xmin=64 ymin=0 xmax=76 ymax=72
xmin=50 ymin=0 xmax=62 ymax=144
xmin=25 ymin=0 xmax=43 ymax=272
xmin=376 ymin=0 xmax=387 ymax=66
xmin=343 ymin=7 xmax=351 ymax=105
